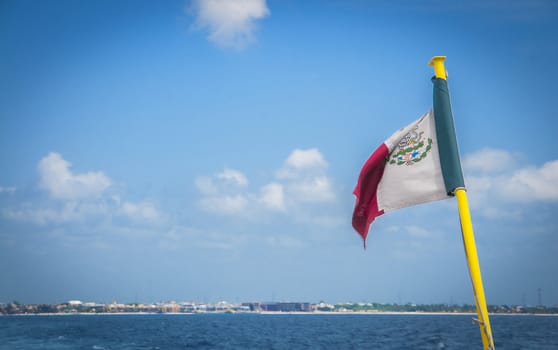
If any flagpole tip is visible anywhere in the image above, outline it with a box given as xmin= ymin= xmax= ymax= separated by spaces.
xmin=428 ymin=56 xmax=447 ymax=80
xmin=428 ymin=56 xmax=447 ymax=66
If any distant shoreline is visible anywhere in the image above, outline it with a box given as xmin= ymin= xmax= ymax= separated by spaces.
xmin=3 ymin=311 xmax=557 ymax=317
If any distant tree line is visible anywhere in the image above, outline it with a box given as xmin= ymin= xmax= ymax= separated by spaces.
xmin=334 ymin=303 xmax=558 ymax=314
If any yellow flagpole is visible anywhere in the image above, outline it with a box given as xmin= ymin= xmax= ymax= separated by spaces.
xmin=428 ymin=56 xmax=495 ymax=350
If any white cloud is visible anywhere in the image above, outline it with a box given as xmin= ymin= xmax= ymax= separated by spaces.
xmin=284 ymin=148 xmax=328 ymax=170
xmin=277 ymin=148 xmax=328 ymax=179
xmin=0 ymin=186 xmax=16 ymax=194
xmin=217 ymin=168 xmax=248 ymax=186
xmin=1 ymin=153 xmax=168 ymax=228
xmin=4 ymin=198 xmax=166 ymax=228
xmin=259 ymin=182 xmax=285 ymax=211
xmin=38 ymin=152 xmax=111 ymax=200
xmin=190 ymin=0 xmax=270 ymax=49
xmin=195 ymin=176 xmax=218 ymax=195
xmin=200 ymin=194 xmax=248 ymax=214
xmin=288 ymin=176 xmax=335 ymax=203
xmin=275 ymin=148 xmax=335 ymax=203
xmin=195 ymin=168 xmax=251 ymax=215
xmin=498 ymin=160 xmax=558 ymax=202
xmin=121 ymin=201 xmax=162 ymax=223
xmin=196 ymin=168 xmax=248 ymax=197
xmin=3 ymin=201 xmax=109 ymax=226
xmin=195 ymin=148 xmax=336 ymax=217
xmin=463 ymin=149 xmax=558 ymax=214
xmin=462 ymin=148 xmax=517 ymax=174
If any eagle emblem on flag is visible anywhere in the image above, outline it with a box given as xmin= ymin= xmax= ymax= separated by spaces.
xmin=388 ymin=126 xmax=433 ymax=166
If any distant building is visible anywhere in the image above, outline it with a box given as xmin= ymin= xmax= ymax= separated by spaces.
xmin=242 ymin=302 xmax=261 ymax=312
xmin=314 ymin=302 xmax=335 ymax=311
xmin=161 ymin=302 xmax=180 ymax=313
xmin=260 ymin=302 xmax=311 ymax=312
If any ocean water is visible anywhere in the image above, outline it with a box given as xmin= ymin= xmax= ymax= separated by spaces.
xmin=1 ymin=313 xmax=557 ymax=349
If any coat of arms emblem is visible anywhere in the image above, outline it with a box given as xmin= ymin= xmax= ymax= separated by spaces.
xmin=388 ymin=126 xmax=433 ymax=166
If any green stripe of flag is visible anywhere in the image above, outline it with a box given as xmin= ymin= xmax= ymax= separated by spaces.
xmin=432 ymin=77 xmax=465 ymax=195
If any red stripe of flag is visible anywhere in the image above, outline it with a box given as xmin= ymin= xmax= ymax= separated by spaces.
xmin=352 ymin=143 xmax=389 ymax=247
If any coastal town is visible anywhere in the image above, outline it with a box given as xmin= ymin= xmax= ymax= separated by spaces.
xmin=2 ymin=300 xmax=557 ymax=315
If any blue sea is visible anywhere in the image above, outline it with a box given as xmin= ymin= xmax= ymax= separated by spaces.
xmin=1 ymin=313 xmax=557 ymax=349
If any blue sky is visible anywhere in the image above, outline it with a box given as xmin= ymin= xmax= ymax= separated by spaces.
xmin=1 ymin=0 xmax=557 ymax=306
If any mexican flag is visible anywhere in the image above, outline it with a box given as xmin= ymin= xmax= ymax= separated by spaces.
xmin=352 ymin=78 xmax=465 ymax=245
